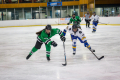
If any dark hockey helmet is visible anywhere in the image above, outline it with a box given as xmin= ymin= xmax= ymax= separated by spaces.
xmin=72 ymin=13 xmax=75 ymax=16
xmin=93 ymin=12 xmax=96 ymax=14
xmin=87 ymin=11 xmax=89 ymax=14
xmin=45 ymin=24 xmax=52 ymax=30
xmin=72 ymin=24 xmax=78 ymax=29
xmin=72 ymin=13 xmax=75 ymax=19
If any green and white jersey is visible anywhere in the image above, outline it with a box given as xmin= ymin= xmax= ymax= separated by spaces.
xmin=37 ymin=28 xmax=63 ymax=45
xmin=69 ymin=16 xmax=81 ymax=25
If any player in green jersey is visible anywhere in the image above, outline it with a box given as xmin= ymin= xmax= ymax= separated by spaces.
xmin=26 ymin=25 xmax=66 ymax=61
xmin=67 ymin=13 xmax=81 ymax=28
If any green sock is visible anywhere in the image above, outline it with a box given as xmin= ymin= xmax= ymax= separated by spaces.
xmin=46 ymin=54 xmax=50 ymax=57
xmin=29 ymin=47 xmax=38 ymax=55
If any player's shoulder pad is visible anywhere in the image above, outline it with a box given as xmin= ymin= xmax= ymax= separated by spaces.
xmin=95 ymin=15 xmax=98 ymax=16
xmin=41 ymin=29 xmax=45 ymax=33
xmin=52 ymin=28 xmax=59 ymax=30
xmin=40 ymin=30 xmax=45 ymax=36
xmin=76 ymin=16 xmax=79 ymax=18
xmin=51 ymin=28 xmax=58 ymax=31
xmin=70 ymin=17 xmax=73 ymax=19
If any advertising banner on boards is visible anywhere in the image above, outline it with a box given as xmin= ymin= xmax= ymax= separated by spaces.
xmin=59 ymin=18 xmax=70 ymax=24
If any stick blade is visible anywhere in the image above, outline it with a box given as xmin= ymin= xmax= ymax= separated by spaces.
xmin=62 ymin=64 xmax=67 ymax=66
xmin=99 ymin=56 xmax=104 ymax=60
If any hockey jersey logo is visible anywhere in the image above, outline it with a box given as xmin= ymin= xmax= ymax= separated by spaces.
xmin=69 ymin=28 xmax=71 ymax=31
xmin=79 ymin=31 xmax=82 ymax=34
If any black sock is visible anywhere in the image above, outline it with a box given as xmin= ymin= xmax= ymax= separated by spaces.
xmin=86 ymin=23 xmax=87 ymax=28
xmin=88 ymin=23 xmax=90 ymax=27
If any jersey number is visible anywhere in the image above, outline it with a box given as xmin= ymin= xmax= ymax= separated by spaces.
xmin=69 ymin=28 xmax=71 ymax=31
xmin=79 ymin=31 xmax=82 ymax=34
xmin=57 ymin=30 xmax=59 ymax=33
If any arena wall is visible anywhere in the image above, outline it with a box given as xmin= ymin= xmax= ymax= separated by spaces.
xmin=0 ymin=17 xmax=120 ymax=27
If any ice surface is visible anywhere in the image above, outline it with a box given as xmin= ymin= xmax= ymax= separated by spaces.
xmin=0 ymin=25 xmax=120 ymax=80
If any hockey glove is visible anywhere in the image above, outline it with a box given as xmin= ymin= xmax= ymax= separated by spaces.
xmin=89 ymin=19 xmax=91 ymax=21
xmin=77 ymin=21 xmax=80 ymax=24
xmin=84 ymin=40 xmax=89 ymax=47
xmin=51 ymin=41 xmax=57 ymax=47
xmin=60 ymin=35 xmax=66 ymax=42
xmin=67 ymin=23 xmax=70 ymax=25
xmin=97 ymin=20 xmax=99 ymax=23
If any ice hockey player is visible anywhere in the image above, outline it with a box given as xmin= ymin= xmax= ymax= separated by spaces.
xmin=67 ymin=13 xmax=81 ymax=29
xmin=84 ymin=11 xmax=91 ymax=28
xmin=63 ymin=24 xmax=95 ymax=55
xmin=90 ymin=12 xmax=99 ymax=33
xmin=26 ymin=25 xmax=66 ymax=61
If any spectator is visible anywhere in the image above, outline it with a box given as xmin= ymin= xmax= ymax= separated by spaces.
xmin=45 ymin=14 xmax=47 ymax=19
xmin=105 ymin=11 xmax=108 ymax=17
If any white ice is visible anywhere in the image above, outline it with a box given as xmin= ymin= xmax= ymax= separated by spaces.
xmin=0 ymin=25 xmax=120 ymax=80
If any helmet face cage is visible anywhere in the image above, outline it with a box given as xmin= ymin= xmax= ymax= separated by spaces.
xmin=72 ymin=13 xmax=75 ymax=16
xmin=72 ymin=25 xmax=78 ymax=29
xmin=45 ymin=25 xmax=52 ymax=30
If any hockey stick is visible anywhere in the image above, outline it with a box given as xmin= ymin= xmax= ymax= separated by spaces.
xmin=99 ymin=22 xmax=108 ymax=25
xmin=88 ymin=48 xmax=104 ymax=60
xmin=62 ymin=42 xmax=67 ymax=66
